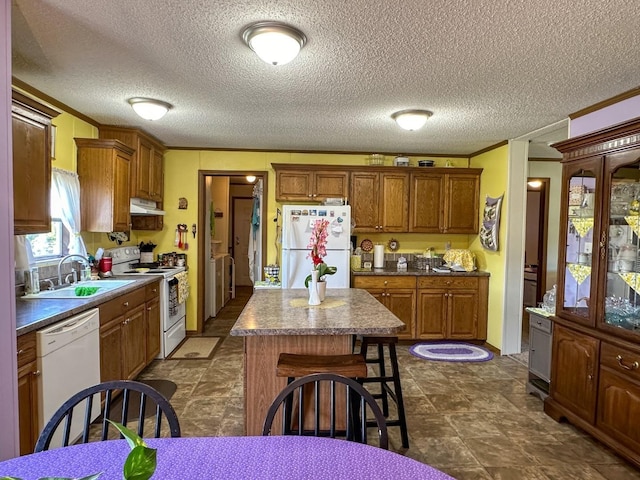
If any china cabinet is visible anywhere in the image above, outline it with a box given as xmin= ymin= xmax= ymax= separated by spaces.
xmin=545 ymin=118 xmax=640 ymax=468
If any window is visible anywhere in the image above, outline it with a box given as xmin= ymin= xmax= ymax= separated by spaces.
xmin=26 ymin=218 xmax=69 ymax=261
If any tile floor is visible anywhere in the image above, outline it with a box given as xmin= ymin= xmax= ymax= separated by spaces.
xmin=138 ymin=287 xmax=640 ymax=479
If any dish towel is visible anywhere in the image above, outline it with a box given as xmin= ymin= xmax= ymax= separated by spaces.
xmin=174 ymin=271 xmax=190 ymax=304
xmin=443 ymin=249 xmax=476 ymax=272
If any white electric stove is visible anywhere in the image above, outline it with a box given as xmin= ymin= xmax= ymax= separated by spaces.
xmin=106 ymin=246 xmax=186 ymax=359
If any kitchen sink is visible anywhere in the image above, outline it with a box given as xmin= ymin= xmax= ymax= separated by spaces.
xmin=23 ymin=279 xmax=136 ymax=299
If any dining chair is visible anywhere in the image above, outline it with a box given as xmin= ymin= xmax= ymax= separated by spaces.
xmin=34 ymin=380 xmax=181 ymax=452
xmin=262 ymin=372 xmax=389 ymax=450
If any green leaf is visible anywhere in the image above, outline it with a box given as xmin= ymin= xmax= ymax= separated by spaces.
xmin=122 ymin=445 xmax=157 ymax=480
xmin=106 ymin=420 xmax=146 ymax=449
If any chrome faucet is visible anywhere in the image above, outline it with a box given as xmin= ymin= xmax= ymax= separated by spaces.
xmin=57 ymin=254 xmax=89 ymax=286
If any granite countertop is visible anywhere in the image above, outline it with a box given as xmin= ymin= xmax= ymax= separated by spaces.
xmin=230 ymin=288 xmax=404 ymax=336
xmin=16 ymin=276 xmax=160 ymax=335
xmin=351 ymin=267 xmax=490 ymax=277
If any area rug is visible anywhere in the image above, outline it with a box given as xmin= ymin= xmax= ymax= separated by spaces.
xmin=108 ymin=379 xmax=177 ymax=420
xmin=169 ymin=336 xmax=221 ymax=360
xmin=409 ymin=342 xmax=494 ymax=362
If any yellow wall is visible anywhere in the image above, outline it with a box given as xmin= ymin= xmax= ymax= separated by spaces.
xmin=469 ymin=145 xmax=509 ymax=349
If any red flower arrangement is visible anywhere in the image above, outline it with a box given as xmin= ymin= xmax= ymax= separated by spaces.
xmin=305 ymin=219 xmax=337 ymax=287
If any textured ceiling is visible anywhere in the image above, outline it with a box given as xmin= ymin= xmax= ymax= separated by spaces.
xmin=11 ymin=0 xmax=640 ymax=157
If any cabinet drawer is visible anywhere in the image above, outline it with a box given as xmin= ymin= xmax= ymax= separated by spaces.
xmin=145 ymin=281 xmax=161 ymax=300
xmin=16 ymin=332 xmax=37 ymax=368
xmin=601 ymin=342 xmax=640 ymax=383
xmin=529 ymin=313 xmax=552 ymax=334
xmin=418 ymin=276 xmax=479 ymax=289
xmin=353 ymin=276 xmax=416 ymax=289
xmin=99 ymin=287 xmax=146 ymax=324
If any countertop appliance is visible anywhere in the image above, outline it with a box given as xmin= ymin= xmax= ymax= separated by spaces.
xmin=107 ymin=246 xmax=186 ymax=359
xmin=36 ymin=308 xmax=101 ymax=449
xmin=280 ymin=205 xmax=351 ymax=289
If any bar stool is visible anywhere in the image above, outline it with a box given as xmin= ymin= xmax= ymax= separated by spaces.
xmin=275 ymin=353 xmax=368 ymax=437
xmin=357 ymin=336 xmax=409 ymax=448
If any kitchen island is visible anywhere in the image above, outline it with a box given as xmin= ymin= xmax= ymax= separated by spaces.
xmin=230 ymin=288 xmax=404 ymax=435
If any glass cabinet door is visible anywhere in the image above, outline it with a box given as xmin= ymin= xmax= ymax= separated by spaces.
xmin=562 ymin=170 xmax=597 ymax=322
xmin=603 ymin=152 xmax=640 ymax=335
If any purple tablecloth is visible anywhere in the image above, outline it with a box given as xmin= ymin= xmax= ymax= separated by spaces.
xmin=0 ymin=436 xmax=454 ymax=479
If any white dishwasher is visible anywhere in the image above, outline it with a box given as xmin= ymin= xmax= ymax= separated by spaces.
xmin=36 ymin=308 xmax=101 ymax=448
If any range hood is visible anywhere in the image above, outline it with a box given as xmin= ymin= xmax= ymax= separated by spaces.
xmin=130 ymin=198 xmax=165 ymax=216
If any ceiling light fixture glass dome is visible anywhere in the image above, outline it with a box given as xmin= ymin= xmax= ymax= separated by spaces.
xmin=391 ymin=109 xmax=433 ymax=131
xmin=246 ymin=175 xmax=257 ymax=183
xmin=242 ymin=21 xmax=307 ymax=66
xmin=128 ymin=98 xmax=172 ymax=121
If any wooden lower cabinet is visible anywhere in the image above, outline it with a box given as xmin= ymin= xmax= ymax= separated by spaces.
xmin=352 ymin=276 xmax=415 ymax=339
xmin=17 ymin=332 xmax=39 ymax=455
xmin=145 ymin=281 xmax=161 ymax=363
xmin=416 ymin=276 xmax=488 ymax=340
xmin=99 ymin=286 xmax=148 ymax=381
xmin=547 ymin=324 xmax=599 ymax=424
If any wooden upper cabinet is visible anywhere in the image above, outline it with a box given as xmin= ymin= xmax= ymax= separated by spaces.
xmin=410 ymin=169 xmax=481 ymax=234
xmin=99 ymin=126 xmax=165 ymax=202
xmin=75 ymin=138 xmax=134 ymax=232
xmin=410 ymin=173 xmax=444 ymax=232
xmin=351 ymin=171 xmax=408 ymax=233
xmin=11 ymin=91 xmax=60 ymax=235
xmin=446 ymin=172 xmax=481 ymax=233
xmin=273 ymin=164 xmax=349 ymax=201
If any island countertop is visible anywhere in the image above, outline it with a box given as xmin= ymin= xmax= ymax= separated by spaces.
xmin=230 ymin=288 xmax=404 ymax=336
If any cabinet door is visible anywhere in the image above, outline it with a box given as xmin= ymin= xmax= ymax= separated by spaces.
xmin=447 ymin=289 xmax=479 ymax=339
xmin=100 ymin=319 xmax=123 ymax=382
xmin=410 ymin=174 xmax=444 ymax=232
xmin=597 ymin=368 xmax=640 ymax=450
xmin=416 ymin=289 xmax=447 ymax=339
xmin=386 ymin=289 xmax=415 ymax=339
xmin=135 ymin=138 xmax=153 ymax=199
xmin=276 ymin=170 xmax=312 ymax=200
xmin=114 ymin=151 xmax=132 ymax=232
xmin=550 ymin=325 xmax=599 ymax=423
xmin=17 ymin=361 xmax=39 ymax=455
xmin=150 ymin=149 xmax=164 ymax=202
xmin=379 ymin=173 xmax=409 ymax=232
xmin=313 ymin=171 xmax=349 ymax=200
xmin=445 ymin=173 xmax=480 ymax=233
xmin=350 ymin=173 xmax=379 ymax=232
xmin=12 ymin=93 xmax=57 ymax=235
xmin=556 ymin=157 xmax=602 ymax=327
xmin=122 ymin=304 xmax=146 ymax=379
xmin=145 ymin=296 xmax=161 ymax=363
xmin=529 ymin=324 xmax=552 ymax=382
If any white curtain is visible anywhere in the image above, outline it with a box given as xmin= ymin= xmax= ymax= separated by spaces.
xmin=51 ymin=168 xmax=87 ymax=257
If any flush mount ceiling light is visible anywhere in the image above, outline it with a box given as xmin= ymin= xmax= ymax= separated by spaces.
xmin=242 ymin=21 xmax=307 ymax=66
xmin=128 ymin=98 xmax=172 ymax=121
xmin=246 ymin=175 xmax=257 ymax=183
xmin=391 ymin=109 xmax=433 ymax=131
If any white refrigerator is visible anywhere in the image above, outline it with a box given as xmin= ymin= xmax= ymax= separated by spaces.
xmin=281 ymin=205 xmax=351 ymax=289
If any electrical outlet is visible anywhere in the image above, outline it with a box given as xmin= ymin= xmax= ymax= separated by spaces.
xmin=584 ymin=242 xmax=592 ymax=254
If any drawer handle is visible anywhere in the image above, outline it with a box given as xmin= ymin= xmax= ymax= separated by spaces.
xmin=32 ymin=370 xmax=41 ymax=376
xmin=616 ymin=355 xmax=639 ymax=371
xmin=17 ymin=349 xmax=25 ymax=355
xmin=123 ymin=301 xmax=129 ymax=307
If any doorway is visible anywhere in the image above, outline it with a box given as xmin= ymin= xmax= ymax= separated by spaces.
xmin=523 ymin=177 xmax=550 ymax=345
xmin=232 ymin=197 xmax=254 ymax=286
xmin=196 ymin=171 xmax=268 ymax=334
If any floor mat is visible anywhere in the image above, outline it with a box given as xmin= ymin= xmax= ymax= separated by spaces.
xmin=169 ymin=336 xmax=221 ymax=360
xmin=409 ymin=341 xmax=494 ymax=362
xmin=107 ymin=379 xmax=177 ymax=421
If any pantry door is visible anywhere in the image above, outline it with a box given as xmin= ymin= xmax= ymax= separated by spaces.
xmin=233 ymin=197 xmax=253 ymax=286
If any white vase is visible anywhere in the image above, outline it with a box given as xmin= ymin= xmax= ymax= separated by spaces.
xmin=317 ymin=281 xmax=326 ymax=301
xmin=308 ymin=270 xmax=321 ymax=306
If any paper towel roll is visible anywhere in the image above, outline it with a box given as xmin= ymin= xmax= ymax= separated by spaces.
xmin=373 ymin=244 xmax=385 ymax=268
